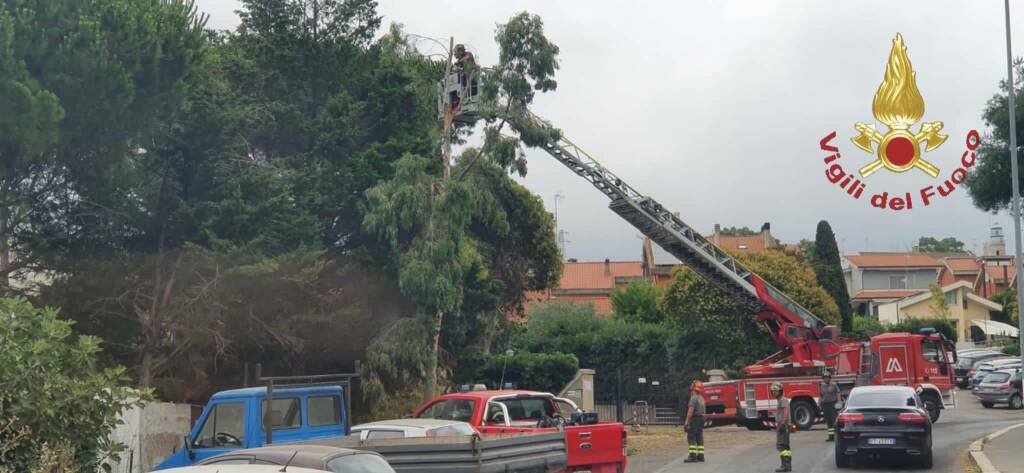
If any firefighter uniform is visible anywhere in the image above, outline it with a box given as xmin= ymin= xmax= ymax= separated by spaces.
xmin=819 ymin=377 xmax=841 ymax=442
xmin=773 ymin=385 xmax=792 ymax=473
xmin=685 ymin=394 xmax=706 ymax=461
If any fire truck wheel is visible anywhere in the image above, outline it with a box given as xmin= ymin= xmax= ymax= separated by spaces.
xmin=790 ymin=399 xmax=816 ymax=431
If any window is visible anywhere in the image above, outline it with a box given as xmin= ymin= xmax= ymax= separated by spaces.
xmin=308 ymin=396 xmax=342 ymax=427
xmin=498 ymin=398 xmax=556 ymax=420
xmin=738 ymin=244 xmax=748 ymax=250
xmin=365 ymin=430 xmax=404 ymax=439
xmin=945 ymin=291 xmax=956 ymax=305
xmin=261 ymin=398 xmax=301 ymax=430
xmin=485 ymin=403 xmax=507 ymax=424
xmin=889 ymin=275 xmax=907 ymax=289
xmin=921 ymin=339 xmax=940 ymax=363
xmin=193 ymin=403 xmax=246 ymax=449
xmin=415 ymin=399 xmax=477 ymax=423
xmin=983 ymin=372 xmax=1011 ymax=384
xmin=846 ymin=390 xmax=916 ymax=408
xmin=327 ymin=454 xmax=394 ymax=473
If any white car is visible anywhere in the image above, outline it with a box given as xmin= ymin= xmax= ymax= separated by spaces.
xmin=157 ymin=466 xmax=325 ymax=473
xmin=350 ymin=418 xmax=477 ymax=440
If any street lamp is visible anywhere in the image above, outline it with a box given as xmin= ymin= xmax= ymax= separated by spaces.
xmin=1003 ymin=0 xmax=1024 ymax=360
xmin=499 ymin=349 xmax=515 ymax=389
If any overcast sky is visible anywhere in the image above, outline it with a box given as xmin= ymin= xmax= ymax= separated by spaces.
xmin=197 ymin=0 xmax=1024 ymax=261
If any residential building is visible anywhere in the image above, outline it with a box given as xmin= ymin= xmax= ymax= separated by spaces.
xmin=524 ymin=259 xmax=645 ymax=316
xmin=877 ymin=281 xmax=1004 ymax=344
xmin=844 ymin=252 xmax=944 ymax=316
xmin=976 ymin=225 xmax=1016 ymax=297
xmin=641 ymin=222 xmax=781 ymax=285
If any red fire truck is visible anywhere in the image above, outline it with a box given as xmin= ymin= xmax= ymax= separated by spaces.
xmin=445 ymin=80 xmax=958 ymax=430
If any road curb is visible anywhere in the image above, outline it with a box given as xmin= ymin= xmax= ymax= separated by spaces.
xmin=967 ymin=422 xmax=1024 ymax=473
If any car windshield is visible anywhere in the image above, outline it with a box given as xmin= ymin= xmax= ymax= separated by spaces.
xmin=983 ymin=372 xmax=1012 ymax=384
xmin=846 ymin=390 xmax=916 ymax=408
xmin=415 ymin=399 xmax=477 ymax=423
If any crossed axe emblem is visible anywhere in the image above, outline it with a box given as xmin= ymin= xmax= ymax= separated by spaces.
xmin=851 ymin=121 xmax=947 ymax=178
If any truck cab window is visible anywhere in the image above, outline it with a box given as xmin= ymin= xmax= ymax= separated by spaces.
xmin=921 ymin=339 xmax=940 ymax=362
xmin=193 ymin=403 xmax=246 ymax=448
xmin=415 ymin=399 xmax=477 ymax=423
xmin=261 ymin=398 xmax=301 ymax=429
xmin=308 ymin=396 xmax=342 ymax=426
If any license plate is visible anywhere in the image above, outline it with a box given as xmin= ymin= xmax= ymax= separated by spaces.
xmin=868 ymin=438 xmax=895 ymax=445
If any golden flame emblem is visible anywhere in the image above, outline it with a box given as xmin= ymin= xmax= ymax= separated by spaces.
xmin=852 ymin=34 xmax=947 ymax=178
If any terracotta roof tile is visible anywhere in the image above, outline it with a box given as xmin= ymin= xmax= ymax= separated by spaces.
xmin=985 ymin=264 xmax=1016 ymax=283
xmin=559 ymin=261 xmax=644 ymax=290
xmin=844 ymin=253 xmax=942 ymax=268
xmin=944 ymin=257 xmax=981 ymax=273
xmin=713 ymin=235 xmax=768 ymax=252
xmin=851 ymin=289 xmax=925 ymax=300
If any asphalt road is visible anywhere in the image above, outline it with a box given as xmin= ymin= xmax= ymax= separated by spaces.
xmin=648 ymin=397 xmax=1024 ymax=473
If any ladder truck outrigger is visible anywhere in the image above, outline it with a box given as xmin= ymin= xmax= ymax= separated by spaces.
xmin=441 ymin=70 xmax=957 ymax=430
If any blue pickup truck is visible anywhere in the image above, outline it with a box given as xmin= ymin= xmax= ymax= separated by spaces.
xmin=154 ymin=384 xmax=349 ymax=469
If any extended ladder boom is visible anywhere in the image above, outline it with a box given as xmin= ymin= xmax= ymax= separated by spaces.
xmin=531 ymin=115 xmax=827 ymax=335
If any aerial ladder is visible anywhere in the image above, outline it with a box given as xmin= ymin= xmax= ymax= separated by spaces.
xmin=524 ymin=114 xmax=842 ymax=377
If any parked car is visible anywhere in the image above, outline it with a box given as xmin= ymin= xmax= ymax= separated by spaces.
xmin=350 ymin=419 xmax=477 ymax=440
xmin=198 ymin=445 xmax=395 ymax=472
xmin=834 ymin=386 xmax=933 ymax=469
xmin=156 ymin=466 xmax=326 ymax=473
xmin=970 ymin=358 xmax=1021 ymax=389
xmin=975 ymin=369 xmax=1024 ymax=409
xmin=955 ymin=351 xmax=1003 ymax=388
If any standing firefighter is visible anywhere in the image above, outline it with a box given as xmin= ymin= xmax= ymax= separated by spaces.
xmin=819 ymin=371 xmax=843 ymax=442
xmin=683 ymin=381 xmax=706 ymax=463
xmin=771 ymin=382 xmax=793 ymax=472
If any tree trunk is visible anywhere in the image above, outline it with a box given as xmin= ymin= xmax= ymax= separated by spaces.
xmin=140 ymin=349 xmax=154 ymax=388
xmin=424 ymin=309 xmax=444 ymax=401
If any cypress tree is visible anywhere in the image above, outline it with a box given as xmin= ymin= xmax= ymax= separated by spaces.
xmin=813 ymin=221 xmax=854 ymax=332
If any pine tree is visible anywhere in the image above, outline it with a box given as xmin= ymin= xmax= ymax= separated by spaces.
xmin=813 ymin=221 xmax=854 ymax=332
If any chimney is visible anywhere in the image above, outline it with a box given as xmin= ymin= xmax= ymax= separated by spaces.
xmin=604 ymin=258 xmax=611 ymax=275
xmin=761 ymin=222 xmax=772 ymax=249
xmin=713 ymin=224 xmax=721 ymax=245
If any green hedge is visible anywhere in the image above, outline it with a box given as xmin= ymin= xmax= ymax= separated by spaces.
xmin=454 ymin=351 xmax=579 ymax=393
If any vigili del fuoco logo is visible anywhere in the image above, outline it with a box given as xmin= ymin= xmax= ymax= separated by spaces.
xmin=819 ymin=33 xmax=980 ymax=211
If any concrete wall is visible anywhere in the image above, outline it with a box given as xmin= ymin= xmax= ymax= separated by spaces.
xmin=104 ymin=402 xmax=192 ymax=473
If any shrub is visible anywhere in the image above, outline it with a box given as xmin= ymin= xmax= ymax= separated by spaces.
xmin=0 ymin=298 xmax=139 ymax=471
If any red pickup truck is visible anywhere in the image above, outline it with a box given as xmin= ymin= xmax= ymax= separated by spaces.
xmin=413 ymin=389 xmax=628 ymax=473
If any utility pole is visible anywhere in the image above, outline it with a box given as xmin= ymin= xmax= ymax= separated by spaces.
xmin=554 ymin=192 xmax=566 ymax=257
xmin=1004 ymin=0 xmax=1024 ymax=359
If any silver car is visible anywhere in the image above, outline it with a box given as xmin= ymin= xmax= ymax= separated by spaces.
xmin=975 ymin=369 xmax=1023 ymax=410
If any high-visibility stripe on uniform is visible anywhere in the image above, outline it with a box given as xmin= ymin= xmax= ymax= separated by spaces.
xmin=689 ymin=446 xmax=697 ymax=453
xmin=697 ymin=446 xmax=705 ymax=452
xmin=780 ymin=450 xmax=792 ymax=457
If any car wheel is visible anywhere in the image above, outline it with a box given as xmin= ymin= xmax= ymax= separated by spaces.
xmin=790 ymin=399 xmax=816 ymax=431
xmin=920 ymin=448 xmax=933 ymax=469
xmin=834 ymin=441 xmax=851 ymax=468
xmin=921 ymin=395 xmax=941 ymax=423
xmin=1010 ymin=394 xmax=1023 ymax=410
xmin=981 ymin=401 xmax=995 ymax=408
